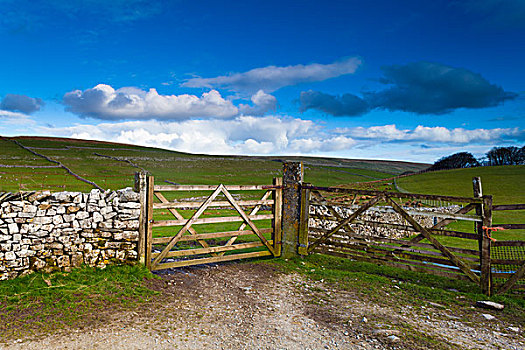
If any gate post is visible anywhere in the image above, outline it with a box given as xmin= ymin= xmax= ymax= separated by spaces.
xmin=473 ymin=176 xmax=493 ymax=295
xmin=145 ymin=175 xmax=154 ymax=270
xmin=281 ymin=162 xmax=303 ymax=258
xmin=134 ymin=172 xmax=147 ymax=265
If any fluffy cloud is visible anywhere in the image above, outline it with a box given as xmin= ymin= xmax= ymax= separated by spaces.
xmin=39 ymin=116 xmax=356 ymax=155
xmin=336 ymin=124 xmax=524 ymax=144
xmin=0 ymin=94 xmax=44 ymax=114
xmin=63 ymin=84 xmax=239 ymax=120
xmin=182 ymin=57 xmax=362 ymax=93
xmin=239 ymin=90 xmax=278 ymax=116
xmin=300 ymin=62 xmax=517 ymax=116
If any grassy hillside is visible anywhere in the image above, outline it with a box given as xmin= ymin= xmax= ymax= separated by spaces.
xmin=0 ymin=136 xmax=428 ymax=192
xmin=397 ymin=165 xmax=525 ymax=243
xmin=396 ymin=165 xmax=525 ymax=204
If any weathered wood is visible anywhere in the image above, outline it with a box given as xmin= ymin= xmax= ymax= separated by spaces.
xmin=219 ymin=190 xmax=273 ymax=256
xmin=302 ymin=184 xmax=483 ymax=203
xmin=492 ymin=204 xmax=525 ymax=211
xmin=311 ymin=191 xmax=358 ymax=235
xmin=219 ymin=186 xmax=276 ymax=256
xmin=480 ymin=195 xmax=493 ymax=295
xmin=154 ymin=191 xmax=217 ymax=257
xmin=495 ymin=261 xmax=525 ymax=295
xmin=153 ymin=199 xmax=274 ymax=209
xmin=145 ymin=175 xmax=154 ymax=270
xmin=151 ymin=184 xmax=225 ymax=268
xmin=135 ymin=172 xmax=147 ymax=264
xmin=308 ymin=194 xmax=384 ymax=253
xmin=401 ymin=203 xmax=478 ymax=247
xmin=309 ymin=201 xmax=482 ymax=222
xmin=151 ymin=214 xmax=273 ymax=227
xmin=492 ymin=240 xmax=525 ymax=247
xmin=386 ymin=196 xmax=480 ymax=283
xmin=310 ymin=214 xmax=479 ymax=240
xmin=272 ymin=177 xmax=283 ymax=257
xmin=151 ymin=250 xmax=272 ymax=270
xmin=298 ymin=185 xmax=311 ymax=255
xmin=152 ymin=228 xmax=273 ymax=244
xmin=496 ymin=224 xmax=525 ymax=230
xmin=154 ymin=184 xmax=279 ymax=191
xmin=151 ymin=240 xmax=272 ymax=259
xmin=309 ymin=228 xmax=480 ymax=257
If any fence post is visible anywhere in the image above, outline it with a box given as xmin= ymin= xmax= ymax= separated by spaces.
xmin=281 ymin=162 xmax=303 ymax=258
xmin=272 ymin=177 xmax=283 ymax=257
xmin=473 ymin=176 xmax=492 ymax=295
xmin=145 ymin=175 xmax=155 ymax=270
xmin=481 ymin=195 xmax=493 ymax=295
xmin=298 ymin=183 xmax=311 ymax=255
xmin=134 ymin=172 xmax=147 ymax=265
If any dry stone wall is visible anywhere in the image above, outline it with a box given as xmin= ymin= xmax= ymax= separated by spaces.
xmin=0 ymin=188 xmax=140 ymax=280
xmin=310 ymin=204 xmax=460 ymax=239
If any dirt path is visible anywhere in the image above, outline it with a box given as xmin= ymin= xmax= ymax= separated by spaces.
xmin=2 ymin=263 xmax=523 ymax=350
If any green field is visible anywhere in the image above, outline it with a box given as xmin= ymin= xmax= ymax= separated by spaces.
xmin=397 ymin=165 xmax=525 ymax=244
xmin=0 ymin=136 xmax=427 ymax=192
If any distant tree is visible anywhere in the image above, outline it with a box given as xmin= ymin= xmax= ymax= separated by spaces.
xmin=430 ymin=152 xmax=480 ymax=171
xmin=486 ymin=146 xmax=524 ymax=166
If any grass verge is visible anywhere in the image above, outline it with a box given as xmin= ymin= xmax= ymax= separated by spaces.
xmin=0 ymin=264 xmax=159 ymax=341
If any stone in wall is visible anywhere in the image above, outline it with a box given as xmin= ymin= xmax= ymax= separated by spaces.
xmin=0 ymin=187 xmax=141 ymax=280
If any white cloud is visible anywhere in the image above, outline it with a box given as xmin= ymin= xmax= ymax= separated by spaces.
xmin=0 ymin=110 xmax=35 ymax=125
xmin=39 ymin=115 xmax=357 ymax=155
xmin=63 ymin=84 xmax=239 ymax=120
xmin=337 ymin=124 xmax=523 ymax=144
xmin=182 ymin=57 xmax=362 ymax=93
xmin=239 ymin=90 xmax=278 ymax=116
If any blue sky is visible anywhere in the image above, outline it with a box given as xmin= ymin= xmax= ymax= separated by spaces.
xmin=0 ymin=0 xmax=523 ymax=162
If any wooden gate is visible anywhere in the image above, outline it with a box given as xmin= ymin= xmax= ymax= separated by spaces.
xmin=301 ymin=185 xmax=488 ymax=287
xmin=138 ymin=175 xmax=282 ymax=271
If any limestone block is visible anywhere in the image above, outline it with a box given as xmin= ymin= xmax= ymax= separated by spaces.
xmin=67 ymin=206 xmax=80 ymax=214
xmin=32 ymin=216 xmax=53 ymax=225
xmin=75 ymin=211 xmax=89 ymax=220
xmin=12 ymin=233 xmax=21 ymax=241
xmin=36 ymin=209 xmax=46 ymax=217
xmin=47 ymin=209 xmax=57 ymax=216
xmin=16 ymin=249 xmax=34 ymax=258
xmin=119 ymin=202 xmax=141 ymax=209
xmin=4 ymin=251 xmax=16 ymax=260
xmin=0 ymin=235 xmax=10 ymax=242
xmin=63 ymin=214 xmax=75 ymax=222
xmin=103 ymin=212 xmax=117 ymax=220
xmin=92 ymin=212 xmax=103 ymax=223
xmin=57 ymin=206 xmax=66 ymax=214
xmin=38 ymin=204 xmax=52 ymax=211
xmin=123 ymin=231 xmax=139 ymax=241
xmin=53 ymin=216 xmax=64 ymax=225
xmin=8 ymin=223 xmax=19 ymax=234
